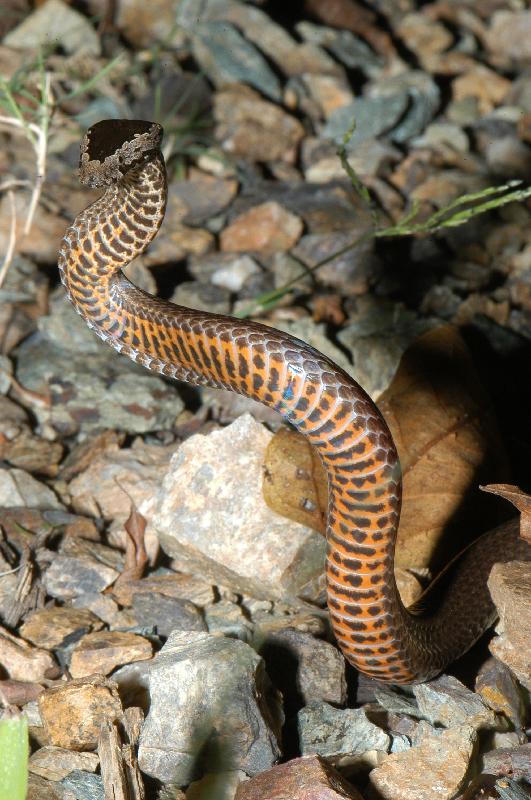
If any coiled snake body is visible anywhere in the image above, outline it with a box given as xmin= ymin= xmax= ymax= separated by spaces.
xmin=59 ymin=119 xmax=528 ymax=683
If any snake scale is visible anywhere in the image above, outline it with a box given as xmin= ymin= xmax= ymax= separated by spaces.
xmin=59 ymin=119 xmax=529 ymax=684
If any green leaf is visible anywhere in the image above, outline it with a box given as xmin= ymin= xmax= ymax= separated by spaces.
xmin=0 ymin=715 xmax=29 ymax=800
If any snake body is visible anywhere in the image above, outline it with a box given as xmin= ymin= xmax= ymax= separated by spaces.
xmin=59 ymin=119 xmax=528 ymax=683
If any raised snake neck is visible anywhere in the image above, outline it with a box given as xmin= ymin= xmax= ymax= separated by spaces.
xmin=58 ymin=119 xmax=528 ymax=684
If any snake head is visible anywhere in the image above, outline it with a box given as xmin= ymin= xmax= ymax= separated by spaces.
xmin=79 ymin=119 xmax=163 ymax=188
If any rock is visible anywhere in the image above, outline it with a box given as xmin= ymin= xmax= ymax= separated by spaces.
xmin=170 ymin=280 xmax=231 ymax=315
xmin=131 ymin=593 xmax=207 ymax=637
xmin=29 ymin=746 xmax=99 ymax=781
xmin=71 ymin=593 xmax=123 ymax=627
xmin=234 ymin=754 xmax=364 ymax=799
xmin=189 ymin=253 xmax=261 ymax=292
xmin=4 ymin=0 xmax=100 ymax=56
xmin=0 ymin=626 xmax=58 ymax=682
xmin=0 ymin=467 xmax=62 ymax=509
xmin=27 ymin=773 xmax=76 ymax=800
xmin=476 ymin=657 xmax=527 ymax=732
xmin=111 ymin=572 xmax=215 ymax=609
xmin=190 ymin=21 xmax=281 ymax=101
xmin=338 ymin=299 xmax=438 ymax=399
xmin=186 ymin=771 xmax=248 ymax=800
xmin=305 ymin=136 xmax=398 ymax=182
xmin=221 ymin=201 xmax=303 ymax=254
xmin=260 ymin=629 xmax=346 ymax=709
xmin=20 ymin=607 xmax=104 ymax=650
xmin=214 ymin=257 xmax=262 ymax=293
xmin=370 ymin=725 xmax=477 ymax=800
xmin=168 ymin=169 xmax=238 ymax=226
xmin=141 ymin=222 xmax=214 ymax=266
xmin=452 ymin=66 xmax=511 ymax=115
xmin=298 ymin=702 xmax=389 ymax=766
xmin=482 ymin=744 xmax=531 ymax=780
xmin=214 ymin=85 xmax=304 ymax=163
xmin=300 ymin=74 xmax=354 ymax=119
xmin=67 ymin=436 xmax=176 ymax=547
xmin=322 ymin=93 xmax=409 ymax=146
xmin=15 ymin=301 xmax=184 ymax=436
xmin=250 ymin=604 xmax=326 ymax=643
xmin=488 ymin=560 xmax=531 ymax=690
xmin=413 ymin=675 xmax=500 ymax=731
xmin=153 ymin=414 xmax=326 ymax=601
xmin=487 ymin=11 xmax=531 ymax=62
xmin=43 ymin=555 xmax=119 ymax=600
xmin=204 ymin=600 xmax=253 ymax=641
xmin=61 ymin=770 xmax=104 ymax=799
xmin=137 ymin=631 xmax=282 ymax=785
xmin=202 ymin=2 xmax=340 ymax=79
xmin=39 ymin=675 xmax=123 ymax=750
xmin=291 ymin=232 xmax=377 ymax=295
xmin=69 ymin=631 xmax=153 ymax=678
xmin=396 ymin=13 xmax=453 ymax=67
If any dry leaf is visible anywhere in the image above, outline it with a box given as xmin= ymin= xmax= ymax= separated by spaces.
xmin=264 ymin=325 xmax=509 ymax=574
xmin=262 ymin=427 xmax=327 ymax=534
xmin=379 ymin=324 xmax=509 ymax=570
xmin=481 ymin=484 xmax=531 ymax=543
xmin=114 ymin=504 xmax=148 ymax=586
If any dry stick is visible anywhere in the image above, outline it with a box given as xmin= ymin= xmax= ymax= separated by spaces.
xmin=0 ymin=189 xmax=16 ymax=289
xmin=98 ymin=720 xmax=130 ymax=800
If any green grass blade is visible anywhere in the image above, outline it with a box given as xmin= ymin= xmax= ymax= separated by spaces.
xmin=0 ymin=714 xmax=29 ymax=800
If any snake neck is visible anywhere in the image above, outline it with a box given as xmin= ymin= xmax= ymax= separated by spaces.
xmin=58 ymin=155 xmax=167 ymax=331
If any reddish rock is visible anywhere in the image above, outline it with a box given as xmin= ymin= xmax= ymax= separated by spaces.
xmin=221 ymin=201 xmax=303 ymax=254
xmin=234 ymin=755 xmax=363 ymax=799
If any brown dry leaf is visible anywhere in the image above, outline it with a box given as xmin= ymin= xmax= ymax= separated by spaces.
xmin=113 ymin=499 xmax=148 ymax=586
xmin=378 ymin=324 xmax=509 ymax=570
xmin=264 ymin=325 xmax=508 ymax=573
xmin=481 ymin=484 xmax=531 ymax=543
xmin=262 ymin=427 xmax=327 ymax=534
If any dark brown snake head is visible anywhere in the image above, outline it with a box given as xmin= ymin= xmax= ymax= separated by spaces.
xmin=79 ymin=119 xmax=163 ymax=188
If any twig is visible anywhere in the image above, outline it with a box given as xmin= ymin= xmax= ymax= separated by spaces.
xmin=0 ymin=190 xmax=17 ymax=289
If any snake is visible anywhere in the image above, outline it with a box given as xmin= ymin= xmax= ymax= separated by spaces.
xmin=58 ymin=119 xmax=529 ymax=684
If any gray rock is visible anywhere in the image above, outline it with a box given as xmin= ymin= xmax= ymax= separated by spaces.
xmin=189 ymin=253 xmax=261 ymax=291
xmin=15 ymin=302 xmax=184 ymax=435
xmin=298 ymin=702 xmax=389 ymax=764
xmin=4 ymin=0 xmax=100 ymax=55
xmin=371 ymin=71 xmax=440 ymax=143
xmin=132 ymin=593 xmax=207 ymax=637
xmin=338 ymin=299 xmax=439 ymax=399
xmin=138 ymin=631 xmax=282 ymax=785
xmin=260 ymin=629 xmax=346 ymax=708
xmin=296 ymin=22 xmax=383 ymax=73
xmin=204 ymin=600 xmax=253 ymax=641
xmin=170 ymin=280 xmax=231 ymax=315
xmin=291 ymin=233 xmax=378 ymax=295
xmin=190 ymin=21 xmax=281 ymax=101
xmin=44 ymin=556 xmax=119 ymax=600
xmin=168 ymin=174 xmax=237 ymax=227
xmin=153 ymin=414 xmax=325 ymax=601
xmin=0 ymin=467 xmax=62 ymax=509
xmin=61 ymin=770 xmax=104 ymax=800
xmin=374 ymin=685 xmax=421 ymax=718
xmin=413 ymin=675 xmax=501 ymax=731
xmin=322 ymin=94 xmax=409 ymax=146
